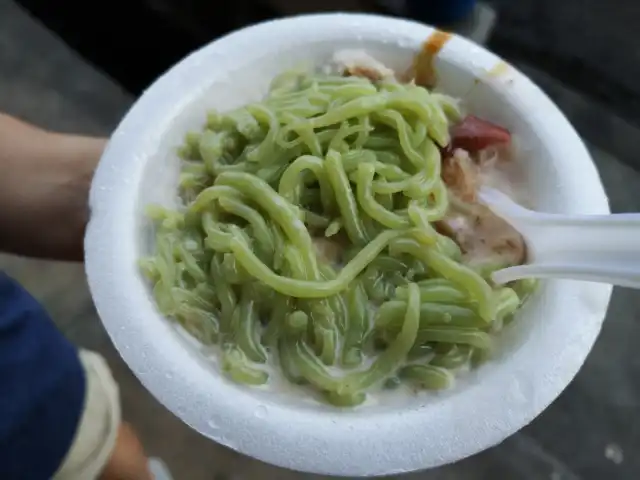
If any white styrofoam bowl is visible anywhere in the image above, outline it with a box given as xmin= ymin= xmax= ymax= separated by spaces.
xmin=85 ymin=13 xmax=612 ymax=476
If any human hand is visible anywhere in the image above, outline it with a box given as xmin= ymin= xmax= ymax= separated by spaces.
xmin=99 ymin=423 xmax=153 ymax=480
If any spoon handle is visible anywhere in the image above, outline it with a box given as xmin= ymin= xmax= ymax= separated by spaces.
xmin=492 ymin=262 xmax=640 ymax=288
xmin=479 ymin=187 xmax=640 ymax=288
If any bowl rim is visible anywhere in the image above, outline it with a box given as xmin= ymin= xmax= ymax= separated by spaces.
xmin=85 ymin=13 xmax=612 ymax=476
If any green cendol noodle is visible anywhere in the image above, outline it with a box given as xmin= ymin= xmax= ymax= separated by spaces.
xmin=139 ymin=69 xmax=536 ymax=406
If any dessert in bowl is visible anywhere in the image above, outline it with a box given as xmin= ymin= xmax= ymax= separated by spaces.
xmin=85 ymin=13 xmax=612 ymax=476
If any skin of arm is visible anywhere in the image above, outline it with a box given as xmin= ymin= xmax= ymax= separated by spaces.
xmin=0 ymin=113 xmax=105 ymax=260
xmin=100 ymin=423 xmax=153 ymax=480
xmin=0 ymin=113 xmax=152 ymax=480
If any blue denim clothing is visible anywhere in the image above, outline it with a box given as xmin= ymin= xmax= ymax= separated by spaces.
xmin=0 ymin=272 xmax=85 ymax=479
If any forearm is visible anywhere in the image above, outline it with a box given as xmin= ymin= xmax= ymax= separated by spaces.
xmin=0 ymin=113 xmax=106 ymax=260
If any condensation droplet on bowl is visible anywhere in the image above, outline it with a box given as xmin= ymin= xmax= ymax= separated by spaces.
xmin=510 ymin=376 xmax=532 ymax=405
xmin=383 ymin=28 xmax=397 ymax=38
xmin=190 ymin=58 xmax=204 ymax=68
xmin=581 ymin=285 xmax=609 ymax=317
xmin=254 ymin=405 xmax=268 ymax=419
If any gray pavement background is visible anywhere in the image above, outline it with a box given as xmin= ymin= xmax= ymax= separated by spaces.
xmin=1 ymin=1 xmax=639 ymax=479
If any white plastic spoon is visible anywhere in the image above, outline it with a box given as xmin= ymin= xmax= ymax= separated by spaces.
xmin=479 ymin=187 xmax=640 ymax=288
